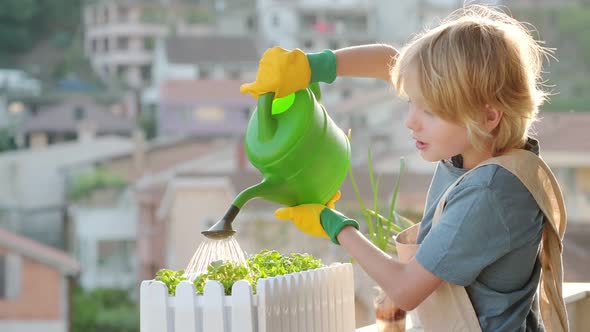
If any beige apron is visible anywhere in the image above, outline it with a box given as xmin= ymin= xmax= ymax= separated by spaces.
xmin=395 ymin=149 xmax=569 ymax=332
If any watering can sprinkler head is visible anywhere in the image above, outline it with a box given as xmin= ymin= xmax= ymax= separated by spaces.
xmin=201 ymin=205 xmax=239 ymax=240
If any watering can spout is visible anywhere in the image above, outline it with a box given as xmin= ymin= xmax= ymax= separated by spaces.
xmin=232 ymin=178 xmax=285 ymax=208
xmin=202 ymin=179 xmax=289 ymax=240
xmin=257 ymin=93 xmax=277 ymax=142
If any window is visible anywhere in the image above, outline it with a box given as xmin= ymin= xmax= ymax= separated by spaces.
xmin=97 ymin=240 xmax=135 ymax=273
xmin=198 ymin=68 xmax=210 ymax=79
xmin=117 ymin=6 xmax=129 ymax=22
xmin=228 ymin=70 xmax=241 ymax=79
xmin=144 ymin=37 xmax=155 ymax=51
xmin=194 ymin=107 xmax=225 ymax=123
xmin=117 ymin=37 xmax=129 ymax=50
xmin=0 ymin=254 xmax=21 ymax=299
xmin=329 ymin=40 xmax=339 ymax=50
xmin=141 ymin=65 xmax=152 ymax=81
xmin=117 ymin=65 xmax=127 ymax=79
xmin=246 ymin=15 xmax=256 ymax=31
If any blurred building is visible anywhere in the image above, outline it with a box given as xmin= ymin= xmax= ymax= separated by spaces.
xmin=83 ymin=0 xmax=214 ymax=88
xmin=157 ymin=80 xmax=254 ymax=138
xmin=83 ymin=0 xmax=260 ymax=89
xmin=0 ymin=228 xmax=79 ymax=332
xmin=257 ymin=0 xmax=378 ymax=51
xmin=142 ymin=34 xmax=259 ymax=118
xmin=0 ymin=137 xmax=134 ymax=250
xmin=22 ymin=95 xmax=135 ymax=149
xmin=0 ymin=70 xmax=41 ymax=97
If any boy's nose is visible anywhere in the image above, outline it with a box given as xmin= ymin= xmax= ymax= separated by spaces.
xmin=404 ymin=109 xmax=420 ymax=131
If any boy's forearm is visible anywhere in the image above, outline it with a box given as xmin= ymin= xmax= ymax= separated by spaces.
xmin=337 ymin=226 xmax=411 ymax=308
xmin=334 ymin=44 xmax=399 ymax=82
xmin=337 ymin=226 xmax=441 ymax=311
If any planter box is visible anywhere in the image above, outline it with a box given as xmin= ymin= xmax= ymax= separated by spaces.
xmin=140 ymin=263 xmax=355 ymax=332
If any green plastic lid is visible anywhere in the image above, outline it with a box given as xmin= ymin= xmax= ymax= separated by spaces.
xmin=271 ymin=93 xmax=295 ymax=115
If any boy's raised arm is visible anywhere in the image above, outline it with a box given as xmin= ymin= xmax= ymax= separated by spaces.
xmin=334 ymin=44 xmax=399 ymax=82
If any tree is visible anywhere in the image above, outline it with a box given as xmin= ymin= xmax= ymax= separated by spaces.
xmin=0 ymin=0 xmax=37 ymax=52
xmin=0 ymin=0 xmax=82 ymax=54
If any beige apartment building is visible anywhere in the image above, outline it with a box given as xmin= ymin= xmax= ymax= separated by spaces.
xmin=83 ymin=0 xmax=214 ymax=88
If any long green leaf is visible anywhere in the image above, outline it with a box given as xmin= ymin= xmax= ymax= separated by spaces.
xmin=347 ymin=132 xmax=376 ymax=238
xmin=388 ymin=157 xmax=405 ymax=223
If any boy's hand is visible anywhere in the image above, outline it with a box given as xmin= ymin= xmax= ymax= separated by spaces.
xmin=240 ymin=47 xmax=337 ymax=99
xmin=240 ymin=47 xmax=311 ymax=99
xmin=274 ymin=191 xmax=359 ymax=244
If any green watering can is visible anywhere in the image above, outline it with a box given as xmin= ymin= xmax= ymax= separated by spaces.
xmin=202 ymin=83 xmax=350 ymax=239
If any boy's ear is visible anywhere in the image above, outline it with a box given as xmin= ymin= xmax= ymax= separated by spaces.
xmin=483 ymin=104 xmax=502 ymax=133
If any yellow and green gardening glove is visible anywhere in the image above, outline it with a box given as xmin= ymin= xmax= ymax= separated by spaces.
xmin=274 ymin=191 xmax=359 ymax=245
xmin=240 ymin=46 xmax=337 ymax=99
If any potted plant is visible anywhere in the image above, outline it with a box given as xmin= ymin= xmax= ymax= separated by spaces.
xmin=140 ymin=250 xmax=356 ymax=332
xmin=348 ymin=148 xmax=415 ymax=332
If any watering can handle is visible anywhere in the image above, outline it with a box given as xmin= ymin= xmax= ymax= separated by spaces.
xmin=257 ymin=92 xmax=276 ymax=141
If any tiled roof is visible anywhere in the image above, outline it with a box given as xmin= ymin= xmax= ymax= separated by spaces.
xmin=23 ymin=95 xmax=135 ymax=133
xmin=165 ymin=35 xmax=259 ymax=65
xmin=0 ymin=227 xmax=80 ymax=276
xmin=159 ymin=79 xmax=254 ymax=106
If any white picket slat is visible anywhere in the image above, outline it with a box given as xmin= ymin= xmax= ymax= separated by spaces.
xmin=140 ymin=263 xmax=355 ymax=332
xmin=231 ymin=280 xmax=254 ymax=332
xmin=176 ymin=281 xmax=199 ymax=332
xmin=300 ymin=270 xmax=315 ymax=332
xmin=140 ymin=280 xmax=171 ymax=332
xmin=343 ymin=264 xmax=357 ymax=331
xmin=270 ymin=277 xmax=281 ymax=332
xmin=202 ymin=280 xmax=226 ymax=332
xmin=256 ymin=278 xmax=268 ymax=332
xmin=293 ymin=273 xmax=304 ymax=332
xmin=333 ymin=265 xmax=344 ymax=332
xmin=311 ymin=268 xmax=323 ymax=332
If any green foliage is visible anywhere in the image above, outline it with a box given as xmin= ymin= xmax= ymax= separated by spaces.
xmin=247 ymin=250 xmax=323 ymax=280
xmin=72 ymin=287 xmax=139 ymax=332
xmin=0 ymin=127 xmax=17 ymax=152
xmin=69 ymin=168 xmax=127 ymax=201
xmin=0 ymin=0 xmax=37 ymax=21
xmin=138 ymin=105 xmax=158 ymax=140
xmin=141 ymin=8 xmax=167 ymax=24
xmin=185 ymin=9 xmax=213 ymax=24
xmin=543 ymin=97 xmax=590 ymax=112
xmin=348 ymin=146 xmax=413 ymax=254
xmin=155 ymin=269 xmax=188 ymax=295
xmin=194 ymin=261 xmax=255 ymax=295
xmin=156 ymin=250 xmax=324 ymax=296
xmin=0 ymin=0 xmax=82 ymax=54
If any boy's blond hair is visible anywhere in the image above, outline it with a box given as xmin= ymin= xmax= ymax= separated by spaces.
xmin=391 ymin=5 xmax=551 ymax=153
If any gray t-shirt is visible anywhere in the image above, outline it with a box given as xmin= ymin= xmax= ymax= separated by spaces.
xmin=415 ymin=141 xmax=545 ymax=332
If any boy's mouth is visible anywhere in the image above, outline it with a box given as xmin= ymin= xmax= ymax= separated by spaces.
xmin=415 ymin=140 xmax=428 ymax=150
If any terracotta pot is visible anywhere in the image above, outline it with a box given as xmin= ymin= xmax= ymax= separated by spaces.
xmin=374 ymin=288 xmax=406 ymax=332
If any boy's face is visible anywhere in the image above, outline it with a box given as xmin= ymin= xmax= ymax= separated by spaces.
xmin=402 ymin=64 xmax=476 ymax=165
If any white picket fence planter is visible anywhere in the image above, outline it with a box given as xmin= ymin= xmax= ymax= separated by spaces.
xmin=140 ymin=263 xmax=355 ymax=332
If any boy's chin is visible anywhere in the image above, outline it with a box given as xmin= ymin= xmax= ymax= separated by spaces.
xmin=418 ymin=151 xmax=440 ymax=163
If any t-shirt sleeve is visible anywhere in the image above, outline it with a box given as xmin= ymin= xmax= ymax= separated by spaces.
xmin=415 ymin=185 xmax=511 ymax=286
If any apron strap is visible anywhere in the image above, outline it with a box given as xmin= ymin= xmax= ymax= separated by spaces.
xmin=432 ymin=150 xmax=569 ymax=332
